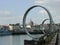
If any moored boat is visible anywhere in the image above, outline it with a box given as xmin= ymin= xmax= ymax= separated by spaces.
xmin=0 ymin=29 xmax=12 ymax=36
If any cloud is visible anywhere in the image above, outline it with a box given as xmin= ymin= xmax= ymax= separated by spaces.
xmin=35 ymin=0 xmax=48 ymax=5
xmin=39 ymin=10 xmax=47 ymax=15
xmin=0 ymin=9 xmax=23 ymax=24
xmin=0 ymin=10 xmax=11 ymax=15
xmin=55 ymin=0 xmax=60 ymax=1
xmin=0 ymin=15 xmax=23 ymax=20
xmin=34 ymin=0 xmax=60 ymax=23
xmin=0 ymin=15 xmax=23 ymax=23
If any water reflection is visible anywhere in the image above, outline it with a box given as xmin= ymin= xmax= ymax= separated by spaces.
xmin=0 ymin=34 xmax=43 ymax=45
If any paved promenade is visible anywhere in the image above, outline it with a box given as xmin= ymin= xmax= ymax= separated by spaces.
xmin=48 ymin=33 xmax=57 ymax=45
xmin=48 ymin=31 xmax=60 ymax=45
xmin=58 ymin=33 xmax=60 ymax=45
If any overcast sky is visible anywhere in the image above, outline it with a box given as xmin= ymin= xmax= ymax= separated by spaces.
xmin=0 ymin=0 xmax=60 ymax=25
xmin=35 ymin=0 xmax=60 ymax=24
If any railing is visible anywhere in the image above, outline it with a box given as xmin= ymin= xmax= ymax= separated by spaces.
xmin=55 ymin=30 xmax=59 ymax=45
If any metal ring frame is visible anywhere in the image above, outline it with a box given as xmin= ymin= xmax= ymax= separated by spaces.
xmin=42 ymin=19 xmax=49 ymax=25
xmin=41 ymin=19 xmax=49 ymax=34
xmin=23 ymin=5 xmax=53 ymax=40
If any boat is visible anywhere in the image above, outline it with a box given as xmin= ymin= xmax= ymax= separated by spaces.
xmin=0 ymin=29 xmax=12 ymax=36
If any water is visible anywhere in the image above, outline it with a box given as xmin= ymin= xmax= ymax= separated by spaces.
xmin=0 ymin=34 xmax=43 ymax=45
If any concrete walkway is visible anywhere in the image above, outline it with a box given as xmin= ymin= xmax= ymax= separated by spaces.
xmin=48 ymin=33 xmax=57 ymax=45
xmin=58 ymin=33 xmax=60 ymax=45
xmin=48 ymin=32 xmax=60 ymax=45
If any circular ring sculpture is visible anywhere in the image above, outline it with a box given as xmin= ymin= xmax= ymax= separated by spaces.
xmin=23 ymin=5 xmax=53 ymax=40
xmin=42 ymin=19 xmax=49 ymax=25
xmin=41 ymin=19 xmax=49 ymax=34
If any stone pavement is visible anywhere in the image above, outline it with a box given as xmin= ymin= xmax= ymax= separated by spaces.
xmin=48 ymin=33 xmax=57 ymax=45
xmin=48 ymin=31 xmax=60 ymax=45
xmin=58 ymin=33 xmax=60 ymax=45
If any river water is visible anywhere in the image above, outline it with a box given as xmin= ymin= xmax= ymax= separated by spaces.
xmin=0 ymin=34 xmax=43 ymax=45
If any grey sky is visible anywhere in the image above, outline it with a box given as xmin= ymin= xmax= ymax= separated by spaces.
xmin=34 ymin=0 xmax=60 ymax=23
xmin=0 ymin=0 xmax=59 ymax=25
